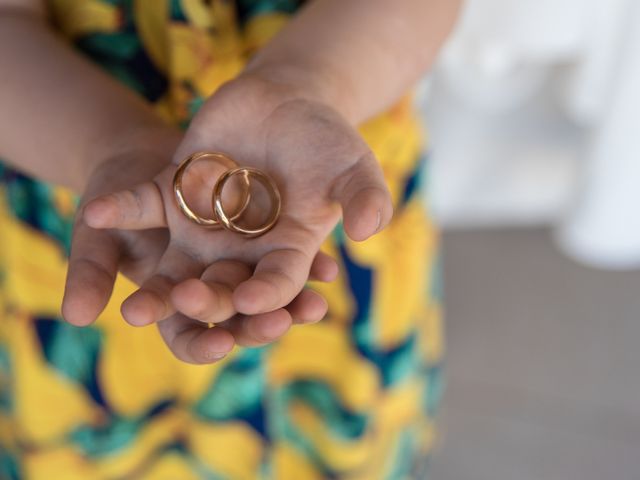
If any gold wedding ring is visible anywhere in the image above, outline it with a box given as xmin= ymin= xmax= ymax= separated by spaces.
xmin=173 ymin=152 xmax=250 ymax=227
xmin=212 ymin=167 xmax=281 ymax=237
xmin=173 ymin=152 xmax=281 ymax=237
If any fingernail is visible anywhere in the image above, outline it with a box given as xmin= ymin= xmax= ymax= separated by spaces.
xmin=204 ymin=350 xmax=227 ymax=361
xmin=375 ymin=210 xmax=382 ymax=232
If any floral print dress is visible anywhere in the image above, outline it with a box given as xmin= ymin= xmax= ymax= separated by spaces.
xmin=0 ymin=1 xmax=444 ymax=478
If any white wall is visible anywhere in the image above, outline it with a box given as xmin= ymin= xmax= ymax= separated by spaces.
xmin=421 ymin=0 xmax=640 ymax=269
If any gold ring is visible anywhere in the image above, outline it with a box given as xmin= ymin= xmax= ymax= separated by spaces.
xmin=212 ymin=167 xmax=281 ymax=237
xmin=173 ymin=152 xmax=251 ymax=227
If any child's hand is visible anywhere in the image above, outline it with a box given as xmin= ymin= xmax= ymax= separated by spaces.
xmin=62 ymin=128 xmax=338 ymax=364
xmin=62 ymin=145 xmax=175 ymax=326
xmin=81 ymin=74 xmax=393 ymax=363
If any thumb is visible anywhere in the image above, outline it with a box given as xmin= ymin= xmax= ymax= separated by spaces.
xmin=83 ymin=180 xmax=167 ymax=230
xmin=331 ymin=151 xmax=393 ymax=242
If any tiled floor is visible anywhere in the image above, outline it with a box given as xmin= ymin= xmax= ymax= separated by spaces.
xmin=430 ymin=228 xmax=640 ymax=480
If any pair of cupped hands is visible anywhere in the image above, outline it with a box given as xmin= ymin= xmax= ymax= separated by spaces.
xmin=62 ymin=74 xmax=393 ymax=364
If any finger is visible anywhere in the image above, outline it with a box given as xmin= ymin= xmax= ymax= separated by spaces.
xmin=309 ymin=251 xmax=339 ymax=282
xmin=157 ymin=313 xmax=235 ymax=364
xmin=331 ymin=151 xmax=393 ymax=242
xmin=287 ymin=289 xmax=328 ymax=325
xmin=217 ymin=309 xmax=292 ymax=348
xmin=232 ymin=248 xmax=313 ymax=315
xmin=170 ymin=260 xmax=252 ymax=325
xmin=173 ymin=253 xmax=336 ymax=324
xmin=62 ymin=222 xmax=120 ymax=326
xmin=83 ymin=181 xmax=166 ymax=230
xmin=121 ymin=246 xmax=202 ymax=327
xmin=218 ymin=288 xmax=327 ymax=346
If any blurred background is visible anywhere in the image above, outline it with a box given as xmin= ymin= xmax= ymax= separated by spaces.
xmin=419 ymin=0 xmax=640 ymax=478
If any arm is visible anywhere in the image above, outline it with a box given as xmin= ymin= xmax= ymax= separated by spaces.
xmin=245 ymin=0 xmax=462 ymax=124
xmin=0 ymin=1 xmax=178 ymax=192
xmin=0 ymin=1 xmax=349 ymax=365
xmin=80 ymin=0 xmax=462 ymax=364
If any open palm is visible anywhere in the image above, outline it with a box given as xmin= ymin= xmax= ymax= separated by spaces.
xmin=82 ymin=75 xmax=393 ymax=363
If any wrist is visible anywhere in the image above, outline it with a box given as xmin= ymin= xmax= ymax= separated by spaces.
xmin=239 ymin=61 xmax=359 ymax=124
xmin=82 ymin=122 xmax=181 ymax=192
